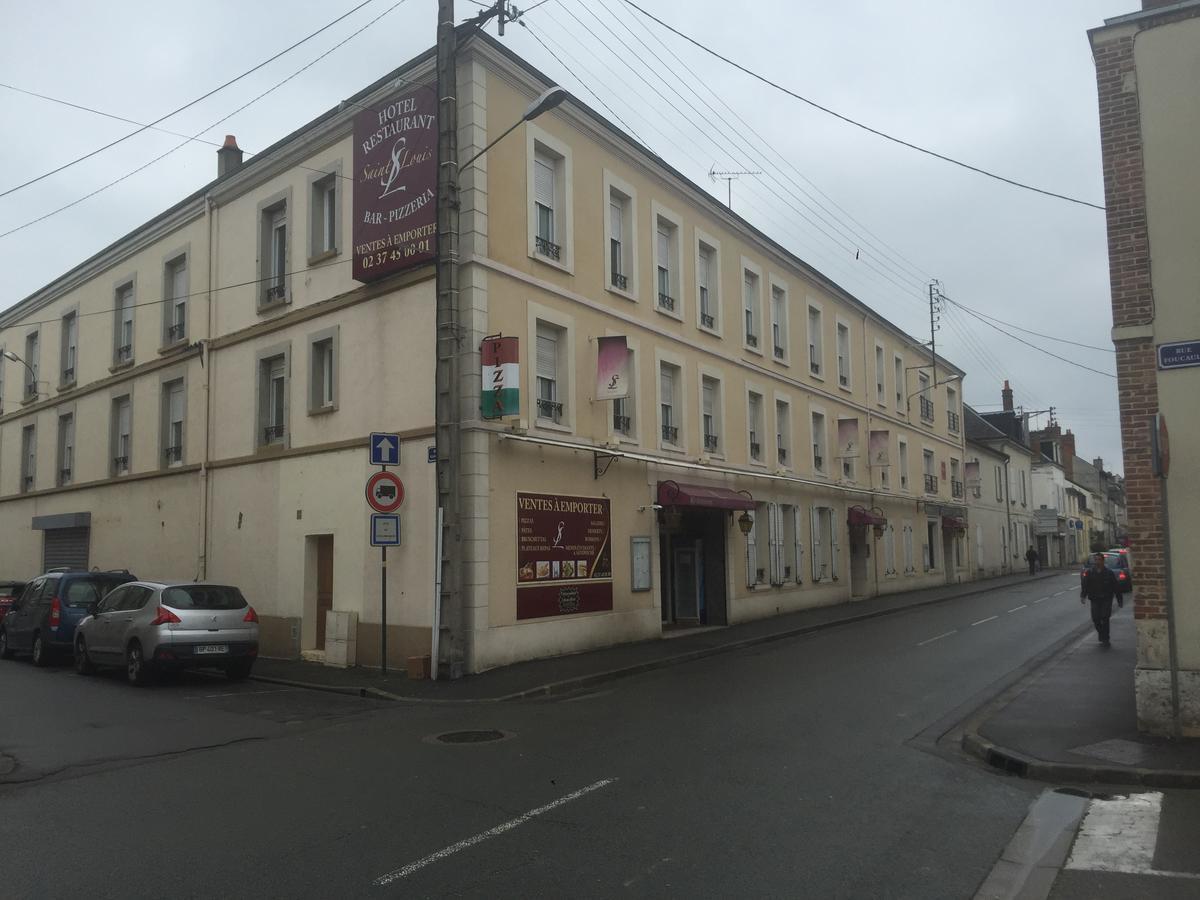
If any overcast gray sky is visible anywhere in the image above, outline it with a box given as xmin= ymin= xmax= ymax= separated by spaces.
xmin=0 ymin=0 xmax=1128 ymax=472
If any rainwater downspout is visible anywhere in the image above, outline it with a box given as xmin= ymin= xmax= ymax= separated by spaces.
xmin=197 ymin=195 xmax=217 ymax=580
xmin=1002 ymin=453 xmax=1013 ymax=574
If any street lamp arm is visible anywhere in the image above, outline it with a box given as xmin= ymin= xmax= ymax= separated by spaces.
xmin=458 ymin=86 xmax=566 ymax=171
xmin=1 ymin=349 xmax=36 ymax=380
xmin=905 ymin=376 xmax=960 ymax=404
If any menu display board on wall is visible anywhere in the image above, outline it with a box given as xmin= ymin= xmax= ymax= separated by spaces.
xmin=516 ymin=492 xmax=613 ymax=620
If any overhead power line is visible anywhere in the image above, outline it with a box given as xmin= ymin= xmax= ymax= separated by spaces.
xmin=0 ymin=0 xmax=383 ymax=201
xmin=943 ymin=297 xmax=1114 ymax=353
xmin=618 ymin=0 xmax=1106 ymax=212
xmin=952 ymin=303 xmax=1116 ymax=378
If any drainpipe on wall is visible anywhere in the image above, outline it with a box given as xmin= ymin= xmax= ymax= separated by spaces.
xmin=1002 ymin=453 xmax=1013 ymax=574
xmin=197 ymin=195 xmax=218 ymax=581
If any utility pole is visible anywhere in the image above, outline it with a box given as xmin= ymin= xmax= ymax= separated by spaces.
xmin=928 ymin=280 xmax=943 ymax=389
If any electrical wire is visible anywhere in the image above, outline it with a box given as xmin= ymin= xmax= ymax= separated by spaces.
xmin=943 ymin=297 xmax=1114 ymax=353
xmin=0 ymin=0 xmax=384 ymax=201
xmin=952 ymin=303 xmax=1117 ymax=378
xmin=617 ymin=0 xmax=1106 ymax=212
xmin=0 ymin=0 xmax=415 ymax=241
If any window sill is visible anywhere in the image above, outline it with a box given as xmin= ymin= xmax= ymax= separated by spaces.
xmin=655 ymin=306 xmax=684 ymax=323
xmin=255 ymin=442 xmax=288 ymax=456
xmin=534 ymin=418 xmax=573 ymax=436
xmin=307 ymin=248 xmax=339 ymax=267
xmin=530 ymin=248 xmax=573 ymax=276
xmin=307 ymin=404 xmax=338 ymax=417
xmin=613 ymin=434 xmax=640 ymax=447
xmin=809 ymin=372 xmax=825 ymax=384
xmin=158 ymin=339 xmax=189 ymax=356
xmin=605 ymin=284 xmax=637 ymax=303
xmin=697 ymin=323 xmax=722 ymax=339
xmin=659 ymin=443 xmax=687 ymax=455
xmin=772 ymin=355 xmax=790 ymax=368
xmin=838 ymin=382 xmax=854 ymax=395
xmin=108 ymin=359 xmax=134 ymax=375
xmin=19 ymin=394 xmax=38 ymax=407
xmin=57 ymin=380 xmax=76 ymax=393
xmin=257 ymin=296 xmax=291 ymax=316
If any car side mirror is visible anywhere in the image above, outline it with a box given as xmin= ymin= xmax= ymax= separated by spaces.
xmin=88 ymin=601 xmax=99 ymax=616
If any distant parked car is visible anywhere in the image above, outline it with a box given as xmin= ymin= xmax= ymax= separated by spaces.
xmin=74 ymin=581 xmax=259 ymax=685
xmin=1079 ymin=551 xmax=1133 ymax=597
xmin=0 ymin=581 xmax=25 ymax=625
xmin=0 ymin=570 xmax=136 ymax=665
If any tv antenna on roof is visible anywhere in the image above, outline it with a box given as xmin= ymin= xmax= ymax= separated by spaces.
xmin=709 ymin=165 xmax=761 ymax=209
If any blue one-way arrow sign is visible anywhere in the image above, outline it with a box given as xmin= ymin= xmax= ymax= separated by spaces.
xmin=369 ymin=432 xmax=401 ymax=466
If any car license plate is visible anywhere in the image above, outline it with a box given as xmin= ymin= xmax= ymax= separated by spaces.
xmin=195 ymin=644 xmax=228 ymax=655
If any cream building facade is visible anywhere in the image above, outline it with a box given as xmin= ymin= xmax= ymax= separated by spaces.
xmin=0 ymin=32 xmax=971 ymax=673
xmin=964 ymin=406 xmax=1035 ymax=577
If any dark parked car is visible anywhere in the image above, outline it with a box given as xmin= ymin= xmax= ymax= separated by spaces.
xmin=0 ymin=569 xmax=136 ymax=665
xmin=1079 ymin=551 xmax=1132 ymax=597
xmin=0 ymin=581 xmax=25 ymax=625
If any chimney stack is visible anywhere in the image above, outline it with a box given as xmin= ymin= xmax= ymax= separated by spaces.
xmin=217 ymin=135 xmax=243 ymax=178
xmin=1093 ymin=457 xmax=1104 ymax=472
xmin=1062 ymin=429 xmax=1077 ymax=481
xmin=1001 ymin=379 xmax=1014 ymax=412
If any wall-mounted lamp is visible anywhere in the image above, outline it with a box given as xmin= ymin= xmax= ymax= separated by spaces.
xmin=735 ymin=490 xmax=755 ymax=537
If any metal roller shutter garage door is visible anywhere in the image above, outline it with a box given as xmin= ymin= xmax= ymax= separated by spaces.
xmin=43 ymin=527 xmax=90 ymax=571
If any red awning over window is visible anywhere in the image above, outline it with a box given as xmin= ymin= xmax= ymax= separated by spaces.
xmin=942 ymin=515 xmax=967 ymax=530
xmin=656 ymin=481 xmax=755 ymax=510
xmin=847 ymin=507 xmax=886 ymax=527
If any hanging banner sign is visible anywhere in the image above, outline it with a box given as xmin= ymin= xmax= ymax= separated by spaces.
xmin=516 ymin=492 xmax=613 ymax=620
xmin=352 ymin=88 xmax=438 ymax=282
xmin=595 ymin=335 xmax=632 ymax=400
xmin=481 ymin=336 xmax=520 ymax=419
xmin=837 ymin=418 xmax=860 ymax=458
xmin=868 ymin=429 xmax=890 ymax=467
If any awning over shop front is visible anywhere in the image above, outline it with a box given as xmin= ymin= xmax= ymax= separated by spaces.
xmin=657 ymin=481 xmax=755 ymax=510
xmin=941 ymin=515 xmax=967 ymax=531
xmin=847 ymin=507 xmax=886 ymax=527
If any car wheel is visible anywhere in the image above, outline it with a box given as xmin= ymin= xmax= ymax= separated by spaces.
xmin=225 ymin=659 xmax=254 ymax=682
xmin=75 ymin=637 xmax=95 ymax=676
xmin=0 ymin=629 xmax=11 ymax=660
xmin=31 ymin=632 xmax=49 ymax=667
xmin=126 ymin=641 xmax=150 ymax=686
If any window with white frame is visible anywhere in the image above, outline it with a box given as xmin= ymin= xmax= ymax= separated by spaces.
xmin=697 ymin=240 xmax=718 ymax=330
xmin=747 ymin=391 xmax=764 ymax=462
xmin=836 ymin=322 xmax=850 ymax=388
xmin=946 ymin=385 xmax=960 ymax=433
xmin=21 ymin=424 xmax=36 ymax=492
xmin=701 ymin=375 xmax=720 ymax=453
xmin=918 ymin=371 xmax=933 ymax=421
xmin=308 ymin=327 xmax=338 ymax=414
xmin=807 ymin=306 xmax=822 ymax=375
xmin=258 ymin=354 xmax=288 ymax=447
xmin=23 ymin=331 xmax=39 ymax=399
xmin=162 ymin=379 xmax=185 ymax=466
xmin=61 ymin=311 xmax=78 ymax=385
xmin=114 ymin=283 xmax=134 ymax=365
xmin=112 ymin=395 xmax=132 ymax=475
xmin=811 ymin=506 xmax=838 ymax=582
xmin=259 ymin=194 xmax=290 ymax=309
xmin=841 ymin=427 xmax=856 ymax=482
xmin=923 ymin=449 xmax=937 ymax=494
xmin=875 ymin=344 xmax=885 ymax=405
xmin=1020 ymin=470 xmax=1027 ymax=506
xmin=309 ymin=170 xmax=340 ymax=260
xmin=613 ymin=348 xmax=636 ymax=438
xmin=655 ymin=217 xmax=678 ymax=313
xmin=811 ymin=411 xmax=827 ymax=473
xmin=898 ymin=439 xmax=909 ymax=490
xmin=608 ymin=188 xmax=632 ymax=292
xmin=746 ymin=503 xmax=768 ymax=586
xmin=951 ymin=457 xmax=962 ymax=498
xmin=659 ymin=362 xmax=681 ymax=447
xmin=778 ymin=503 xmax=798 ymax=583
xmin=535 ymin=322 xmax=566 ymax=424
xmin=770 ymin=284 xmax=788 ymax=361
xmin=903 ymin=521 xmax=915 ymax=573
xmin=883 ymin=524 xmax=896 ymax=576
xmin=743 ymin=269 xmax=760 ymax=348
xmin=533 ymin=146 xmax=564 ymax=261
xmin=996 ymin=465 xmax=1004 ymax=501
xmin=164 ymin=255 xmax=187 ymax=344
xmin=57 ymin=413 xmax=73 ymax=486
xmin=775 ymin=399 xmax=790 ymax=467
xmin=894 ymin=355 xmax=904 ymax=409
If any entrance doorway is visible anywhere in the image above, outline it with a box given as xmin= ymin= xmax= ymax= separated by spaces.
xmin=942 ymin=529 xmax=955 ymax=584
xmin=659 ymin=508 xmax=727 ymax=627
xmin=304 ymin=534 xmax=334 ymax=652
xmin=848 ymin=525 xmax=870 ymax=599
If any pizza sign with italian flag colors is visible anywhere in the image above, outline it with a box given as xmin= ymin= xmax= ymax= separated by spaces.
xmin=481 ymin=336 xmax=519 ymax=419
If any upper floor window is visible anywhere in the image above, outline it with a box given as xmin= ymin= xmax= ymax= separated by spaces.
xmin=258 ymin=192 xmax=291 ymax=310
xmin=57 ymin=414 xmax=74 ymax=486
xmin=613 ymin=348 xmax=636 ymax=439
xmin=164 ymin=255 xmax=188 ymax=344
xmin=923 ymin=449 xmax=937 ymax=494
xmin=951 ymin=458 xmax=963 ymax=498
xmin=996 ymin=465 xmax=1004 ymax=501
xmin=309 ymin=169 xmax=340 ymax=261
xmin=747 ymin=391 xmax=764 ymax=462
xmin=24 ymin=330 xmax=40 ymax=400
xmin=21 ymin=425 xmax=36 ymax=492
xmin=899 ymin=439 xmax=909 ymax=491
xmin=836 ymin=322 xmax=850 ymax=388
xmin=654 ymin=216 xmax=679 ymax=314
xmin=811 ymin=411 xmax=827 ymax=474
xmin=701 ymin=375 xmax=720 ymax=454
xmin=533 ymin=146 xmax=564 ymax=262
xmin=875 ymin=345 xmax=885 ymax=405
xmin=743 ymin=269 xmax=760 ymax=350
xmin=607 ymin=188 xmax=633 ymax=293
xmin=775 ymin=399 xmax=791 ymax=467
xmin=697 ymin=240 xmax=718 ymax=331
xmin=946 ymin=385 xmax=960 ymax=433
xmin=659 ymin=362 xmax=681 ymax=448
xmin=918 ymin=372 xmax=934 ymax=422
xmin=308 ymin=328 xmax=338 ymax=414
xmin=894 ymin=355 xmax=904 ymax=409
xmin=1020 ymin=470 xmax=1028 ymax=506
xmin=163 ymin=379 xmax=185 ymax=466
xmin=535 ymin=321 xmax=566 ymax=425
xmin=258 ymin=353 xmax=288 ymax=447
xmin=807 ymin=306 xmax=823 ymax=376
xmin=114 ymin=282 xmax=134 ymax=366
xmin=770 ymin=285 xmax=788 ymax=362
xmin=112 ymin=395 xmax=132 ymax=475
xmin=61 ymin=311 xmax=78 ymax=386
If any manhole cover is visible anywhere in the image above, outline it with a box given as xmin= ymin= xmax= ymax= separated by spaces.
xmin=433 ymin=729 xmax=510 ymax=744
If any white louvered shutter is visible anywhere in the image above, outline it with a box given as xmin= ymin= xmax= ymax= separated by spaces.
xmin=745 ymin=509 xmax=757 ymax=587
xmin=830 ymin=510 xmax=840 ymax=580
xmin=811 ymin=506 xmax=822 ymax=582
xmin=793 ymin=505 xmax=804 ymax=584
xmin=536 ymin=327 xmax=557 ymax=382
xmin=534 ymin=156 xmax=555 ymax=209
xmin=767 ymin=503 xmax=781 ymax=585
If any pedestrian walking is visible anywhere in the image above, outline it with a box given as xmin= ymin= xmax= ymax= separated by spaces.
xmin=1080 ymin=552 xmax=1122 ymax=645
xmin=1025 ymin=545 xmax=1040 ymax=576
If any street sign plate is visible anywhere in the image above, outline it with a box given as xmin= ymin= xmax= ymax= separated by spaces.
xmin=366 ymin=470 xmax=404 ymax=513
xmin=1158 ymin=340 xmax=1200 ymax=371
xmin=369 ymin=432 xmax=401 ymax=466
xmin=371 ymin=514 xmax=401 ymax=546
xmin=427 ymin=445 xmax=437 ymax=463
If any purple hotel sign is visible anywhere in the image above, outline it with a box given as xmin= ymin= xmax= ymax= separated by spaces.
xmin=352 ymin=90 xmax=438 ymax=283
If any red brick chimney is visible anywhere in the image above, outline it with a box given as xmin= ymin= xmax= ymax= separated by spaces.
xmin=1062 ymin=429 xmax=1076 ymax=481
xmin=1001 ymin=379 xmax=1014 ymax=412
xmin=217 ymin=135 xmax=243 ymax=178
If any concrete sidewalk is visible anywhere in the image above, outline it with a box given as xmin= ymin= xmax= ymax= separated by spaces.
xmin=250 ymin=569 xmax=1060 ymax=702
xmin=962 ymin=602 xmax=1200 ymax=788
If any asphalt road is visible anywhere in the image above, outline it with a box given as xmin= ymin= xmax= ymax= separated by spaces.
xmin=0 ymin=574 xmax=1126 ymax=898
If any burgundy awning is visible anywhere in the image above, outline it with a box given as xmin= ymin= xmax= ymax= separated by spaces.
xmin=942 ymin=515 xmax=967 ymax=530
xmin=847 ymin=507 xmax=886 ymax=527
xmin=657 ymin=481 xmax=754 ymax=510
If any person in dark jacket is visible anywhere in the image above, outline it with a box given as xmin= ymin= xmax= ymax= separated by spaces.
xmin=1025 ymin=545 xmax=1040 ymax=575
xmin=1080 ymin=552 xmax=1122 ymax=645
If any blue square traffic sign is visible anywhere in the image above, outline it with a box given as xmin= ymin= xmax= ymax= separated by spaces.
xmin=369 ymin=432 xmax=401 ymax=466
xmin=371 ymin=514 xmax=401 ymax=547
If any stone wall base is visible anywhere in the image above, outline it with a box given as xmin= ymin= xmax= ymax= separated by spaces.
xmin=1135 ymin=666 xmax=1200 ymax=737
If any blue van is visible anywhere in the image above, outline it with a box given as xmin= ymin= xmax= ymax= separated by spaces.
xmin=0 ymin=569 xmax=136 ymax=665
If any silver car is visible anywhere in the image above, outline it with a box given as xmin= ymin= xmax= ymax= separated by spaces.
xmin=74 ymin=581 xmax=259 ymax=685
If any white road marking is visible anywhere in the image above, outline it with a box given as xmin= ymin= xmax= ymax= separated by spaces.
xmin=1007 ymin=605 xmax=1028 ymax=613
xmin=917 ymin=630 xmax=957 ymax=647
xmin=1053 ymin=590 xmax=1067 ymax=596
xmin=372 ymin=778 xmax=617 ymax=886
xmin=1034 ymin=597 xmax=1048 ymax=604
xmin=1066 ymin=792 xmax=1200 ymax=880
xmin=971 ymin=616 xmax=999 ymax=627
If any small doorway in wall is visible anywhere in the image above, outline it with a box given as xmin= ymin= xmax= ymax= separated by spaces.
xmin=942 ymin=529 xmax=955 ymax=584
xmin=303 ymin=534 xmax=335 ymax=654
xmin=659 ymin=508 xmax=727 ymax=628
xmin=848 ymin=525 xmax=870 ymax=599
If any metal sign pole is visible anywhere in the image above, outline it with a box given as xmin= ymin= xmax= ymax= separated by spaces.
xmin=381 ymin=463 xmax=388 ymax=679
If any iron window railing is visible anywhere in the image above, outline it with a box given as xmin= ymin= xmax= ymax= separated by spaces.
xmin=59 ymin=468 xmax=72 ymax=483
xmin=536 ymin=398 xmax=563 ymax=421
xmin=265 ymin=284 xmax=287 ymax=303
xmin=535 ymin=236 xmax=561 ymax=260
xmin=662 ymin=424 xmax=679 ymax=444
xmin=113 ymin=455 xmax=130 ymax=471
xmin=749 ymin=441 xmax=761 ymax=458
xmin=164 ymin=445 xmax=183 ymax=463
xmin=701 ymin=312 xmax=715 ymax=329
xmin=611 ymin=272 xmax=628 ymax=291
xmin=61 ymin=367 xmax=75 ymax=383
xmin=115 ymin=345 xmax=132 ymax=363
xmin=168 ymin=323 xmax=186 ymax=341
xmin=613 ymin=414 xmax=631 ymax=435
xmin=22 ymin=475 xmax=34 ymax=491
xmin=924 ymin=473 xmax=938 ymax=494
xmin=777 ymin=447 xmax=788 ymax=464
xmin=704 ymin=433 xmax=719 ymax=452
xmin=745 ymin=332 xmax=758 ymax=348
xmin=263 ymin=425 xmax=284 ymax=443
xmin=951 ymin=479 xmax=964 ymax=498
xmin=774 ymin=345 xmax=785 ymax=360
xmin=658 ymin=293 xmax=675 ymax=312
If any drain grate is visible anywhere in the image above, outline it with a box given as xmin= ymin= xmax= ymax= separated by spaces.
xmin=435 ymin=729 xmax=508 ymax=744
